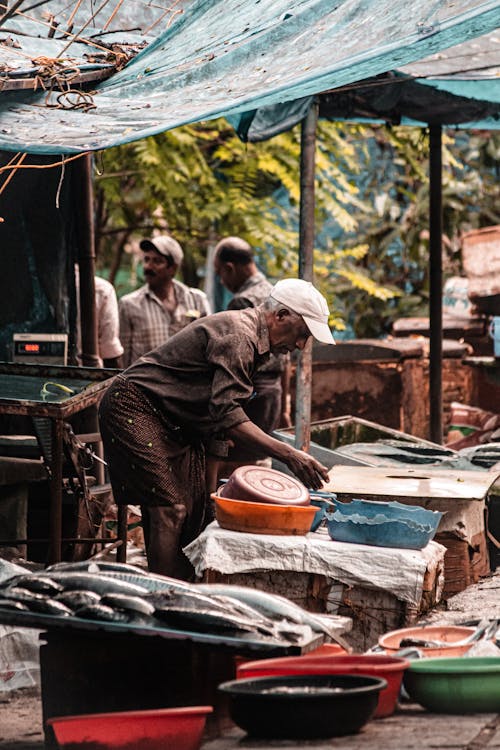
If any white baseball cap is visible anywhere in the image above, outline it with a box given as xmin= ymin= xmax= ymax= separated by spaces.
xmin=140 ymin=235 xmax=184 ymax=266
xmin=270 ymin=278 xmax=335 ymax=345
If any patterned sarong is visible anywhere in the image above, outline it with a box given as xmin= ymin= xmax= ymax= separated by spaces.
xmin=99 ymin=375 xmax=210 ymax=577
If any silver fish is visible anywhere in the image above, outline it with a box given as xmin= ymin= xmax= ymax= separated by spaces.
xmin=100 ymin=593 xmax=155 ymax=616
xmin=147 ymin=589 xmax=240 ymax=615
xmin=210 ymin=595 xmax=314 ymax=643
xmin=46 ymin=561 xmax=148 ymax=576
xmin=1 ymin=586 xmax=47 ymax=604
xmin=25 ymin=598 xmax=73 ymax=617
xmin=195 ymin=584 xmax=345 ymax=644
xmin=55 ymin=590 xmax=101 ymax=609
xmin=154 ymin=605 xmax=258 ymax=633
xmin=99 ymin=571 xmax=199 ymax=594
xmin=75 ymin=604 xmax=130 ymax=623
xmin=0 ymin=600 xmax=29 ymax=611
xmin=47 ymin=572 xmax=149 ymax=597
xmin=146 ymin=589 xmax=313 ymax=642
xmin=2 ymin=574 xmax=64 ymax=597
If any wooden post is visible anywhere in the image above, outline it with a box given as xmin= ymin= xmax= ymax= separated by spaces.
xmin=295 ymin=101 xmax=318 ymax=452
xmin=429 ymin=124 xmax=443 ymax=444
xmin=73 ymin=154 xmax=99 ymax=368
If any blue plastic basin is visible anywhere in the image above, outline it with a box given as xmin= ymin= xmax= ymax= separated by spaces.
xmin=325 ymin=498 xmax=442 ymax=550
xmin=309 ymin=493 xmax=337 ymax=532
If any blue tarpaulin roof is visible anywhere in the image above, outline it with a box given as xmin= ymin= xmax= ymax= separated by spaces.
xmin=0 ymin=0 xmax=498 ymax=154
xmin=232 ymin=29 xmax=500 ymax=141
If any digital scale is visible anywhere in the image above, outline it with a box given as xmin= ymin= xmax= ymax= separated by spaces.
xmin=12 ymin=333 xmax=68 ymax=365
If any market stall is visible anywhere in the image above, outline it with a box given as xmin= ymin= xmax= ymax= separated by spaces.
xmin=184 ymin=523 xmax=446 ymax=652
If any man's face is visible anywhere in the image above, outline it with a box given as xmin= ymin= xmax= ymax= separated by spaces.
xmin=142 ymin=250 xmax=174 ymax=289
xmin=269 ymin=309 xmax=311 ymax=354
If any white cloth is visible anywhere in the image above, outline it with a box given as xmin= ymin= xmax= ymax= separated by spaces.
xmin=183 ymin=522 xmax=446 ymax=607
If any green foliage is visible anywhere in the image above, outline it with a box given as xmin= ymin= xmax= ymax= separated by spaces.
xmin=94 ymin=119 xmax=499 ymax=338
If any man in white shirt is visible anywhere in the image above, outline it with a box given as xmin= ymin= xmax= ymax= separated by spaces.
xmin=75 ymin=268 xmax=123 ymax=368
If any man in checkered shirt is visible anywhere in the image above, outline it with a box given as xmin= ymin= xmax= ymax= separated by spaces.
xmin=119 ymin=235 xmax=211 ymax=368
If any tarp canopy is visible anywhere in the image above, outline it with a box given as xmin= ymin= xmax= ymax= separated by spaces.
xmin=231 ymin=30 xmax=500 ymax=141
xmin=0 ymin=0 xmax=498 ymax=154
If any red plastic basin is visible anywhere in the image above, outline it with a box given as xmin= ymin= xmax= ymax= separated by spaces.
xmin=237 ymin=654 xmax=409 ymax=718
xmin=46 ymin=706 xmax=213 ymax=750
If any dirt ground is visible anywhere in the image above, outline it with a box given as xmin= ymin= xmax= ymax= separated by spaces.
xmin=0 ymin=687 xmax=44 ymax=749
xmin=2 ymin=688 xmax=500 ymax=750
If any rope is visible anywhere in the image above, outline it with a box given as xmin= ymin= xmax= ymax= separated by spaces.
xmin=51 ymin=88 xmax=97 ymax=111
xmin=58 ymin=0 xmax=113 ymax=57
xmin=13 ymin=7 xmax=122 ymax=56
xmin=67 ymin=0 xmax=85 ymax=28
xmin=103 ymin=0 xmax=125 ymax=31
xmin=55 ymin=156 xmax=65 ymax=208
xmin=0 ymin=152 xmax=26 ymax=198
xmin=0 ymin=152 xmax=89 ymax=175
xmin=143 ymin=0 xmax=183 ymax=35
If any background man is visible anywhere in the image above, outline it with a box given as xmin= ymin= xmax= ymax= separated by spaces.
xmin=214 ymin=236 xmax=291 ymax=433
xmin=75 ymin=267 xmax=123 ymax=368
xmin=99 ymin=278 xmax=334 ymax=579
xmin=119 ymin=234 xmax=211 ymax=368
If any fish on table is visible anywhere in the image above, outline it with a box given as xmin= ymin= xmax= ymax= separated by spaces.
xmin=0 ymin=562 xmax=334 ymax=646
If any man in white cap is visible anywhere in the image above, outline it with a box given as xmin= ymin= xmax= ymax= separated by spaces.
xmin=119 ymin=234 xmax=211 ymax=368
xmin=99 ymin=277 xmax=334 ymax=579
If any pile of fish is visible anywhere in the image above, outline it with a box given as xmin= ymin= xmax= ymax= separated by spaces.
xmin=0 ymin=561 xmax=346 ymax=647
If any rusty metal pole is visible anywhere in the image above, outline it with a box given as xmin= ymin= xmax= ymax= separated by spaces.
xmin=429 ymin=124 xmax=443 ymax=444
xmin=73 ymin=154 xmax=99 ymax=368
xmin=295 ymin=101 xmax=318 ymax=452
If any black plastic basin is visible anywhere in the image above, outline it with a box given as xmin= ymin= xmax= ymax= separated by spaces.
xmin=218 ymin=673 xmax=387 ymax=739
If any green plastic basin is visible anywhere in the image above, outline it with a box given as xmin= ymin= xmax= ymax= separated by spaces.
xmin=404 ymin=657 xmax=500 ymax=713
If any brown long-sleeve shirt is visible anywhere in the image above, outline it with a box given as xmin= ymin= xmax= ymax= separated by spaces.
xmin=123 ymin=306 xmax=271 ymax=445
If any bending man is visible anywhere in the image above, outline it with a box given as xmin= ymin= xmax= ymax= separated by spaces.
xmin=99 ymin=278 xmax=335 ymax=580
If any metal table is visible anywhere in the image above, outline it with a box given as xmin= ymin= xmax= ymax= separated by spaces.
xmin=0 ymin=362 xmax=117 ymax=563
xmin=0 ymin=604 xmax=321 ymax=746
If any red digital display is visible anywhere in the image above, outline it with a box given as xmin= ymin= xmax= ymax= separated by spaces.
xmin=23 ymin=344 xmax=40 ymax=352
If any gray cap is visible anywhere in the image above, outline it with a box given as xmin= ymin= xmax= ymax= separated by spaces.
xmin=139 ymin=235 xmax=183 ymax=266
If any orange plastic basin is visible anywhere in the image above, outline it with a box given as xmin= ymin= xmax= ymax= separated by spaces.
xmin=379 ymin=625 xmax=476 ymax=658
xmin=46 ymin=706 xmax=213 ymax=750
xmin=213 ymin=493 xmax=316 ymax=535
xmin=236 ymin=654 xmax=409 ymax=718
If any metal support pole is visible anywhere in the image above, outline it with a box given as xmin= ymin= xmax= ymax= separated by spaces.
xmin=48 ymin=418 xmax=64 ymax=564
xmin=429 ymin=124 xmax=443 ymax=444
xmin=73 ymin=154 xmax=99 ymax=368
xmin=295 ymin=101 xmax=318 ymax=452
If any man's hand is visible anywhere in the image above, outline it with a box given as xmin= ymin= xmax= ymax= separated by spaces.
xmin=284 ymin=448 xmax=329 ymax=490
xmin=228 ymin=420 xmax=329 ymax=490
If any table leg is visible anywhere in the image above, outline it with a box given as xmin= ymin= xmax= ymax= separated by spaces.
xmin=117 ymin=504 xmax=128 ymax=563
xmin=48 ymin=418 xmax=64 ymax=564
